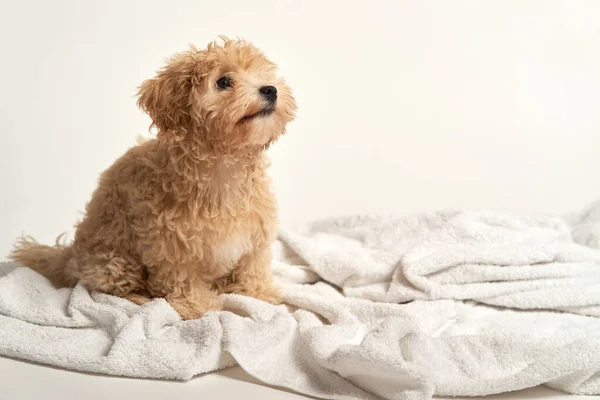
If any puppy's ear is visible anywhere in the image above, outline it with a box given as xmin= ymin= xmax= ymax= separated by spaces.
xmin=137 ymin=51 xmax=200 ymax=134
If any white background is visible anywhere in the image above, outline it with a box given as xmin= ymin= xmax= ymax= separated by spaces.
xmin=1 ymin=0 xmax=599 ymax=257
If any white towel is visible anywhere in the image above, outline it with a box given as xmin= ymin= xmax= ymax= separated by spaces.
xmin=279 ymin=206 xmax=600 ymax=316
xmin=1 ymin=200 xmax=600 ymax=399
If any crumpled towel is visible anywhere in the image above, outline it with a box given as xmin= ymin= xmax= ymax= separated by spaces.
xmin=1 ymin=200 xmax=600 ymax=399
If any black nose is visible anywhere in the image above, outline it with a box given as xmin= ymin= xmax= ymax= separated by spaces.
xmin=259 ymin=86 xmax=277 ymax=103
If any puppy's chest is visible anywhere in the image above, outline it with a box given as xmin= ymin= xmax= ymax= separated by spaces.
xmin=191 ymin=209 xmax=270 ymax=277
xmin=207 ymin=229 xmax=253 ymax=272
xmin=178 ymin=165 xmax=275 ymax=275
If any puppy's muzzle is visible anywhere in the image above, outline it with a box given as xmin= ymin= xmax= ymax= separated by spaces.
xmin=259 ymin=86 xmax=277 ymax=103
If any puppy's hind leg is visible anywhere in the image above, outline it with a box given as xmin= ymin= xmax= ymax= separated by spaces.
xmin=73 ymin=253 xmax=149 ymax=300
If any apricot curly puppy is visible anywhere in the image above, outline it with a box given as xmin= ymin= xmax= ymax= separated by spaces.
xmin=11 ymin=37 xmax=297 ymax=320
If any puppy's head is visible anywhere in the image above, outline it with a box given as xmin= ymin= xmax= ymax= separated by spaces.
xmin=137 ymin=37 xmax=296 ymax=153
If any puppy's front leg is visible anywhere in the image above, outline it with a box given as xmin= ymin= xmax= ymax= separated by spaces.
xmin=165 ymin=287 xmax=222 ymax=320
xmin=217 ymin=248 xmax=282 ymax=304
xmin=147 ymin=267 xmax=222 ymax=320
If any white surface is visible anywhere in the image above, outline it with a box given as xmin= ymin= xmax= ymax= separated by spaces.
xmin=1 ymin=0 xmax=600 ymax=257
xmin=0 ymin=358 xmax=591 ymax=400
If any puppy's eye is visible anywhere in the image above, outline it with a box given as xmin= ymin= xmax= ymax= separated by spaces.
xmin=216 ymin=76 xmax=232 ymax=89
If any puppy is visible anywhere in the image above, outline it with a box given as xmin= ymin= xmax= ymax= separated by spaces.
xmin=11 ymin=37 xmax=297 ymax=320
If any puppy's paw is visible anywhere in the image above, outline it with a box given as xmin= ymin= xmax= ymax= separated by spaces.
xmin=217 ymin=280 xmax=283 ymax=305
xmin=168 ymin=294 xmax=223 ymax=320
xmin=253 ymin=287 xmax=283 ymax=305
xmin=123 ymin=292 xmax=152 ymax=305
xmin=177 ymin=307 xmax=206 ymax=321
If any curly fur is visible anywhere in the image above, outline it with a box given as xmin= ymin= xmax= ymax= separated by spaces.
xmin=11 ymin=37 xmax=297 ymax=320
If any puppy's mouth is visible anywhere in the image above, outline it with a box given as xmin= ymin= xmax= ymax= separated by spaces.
xmin=239 ymin=107 xmax=275 ymax=124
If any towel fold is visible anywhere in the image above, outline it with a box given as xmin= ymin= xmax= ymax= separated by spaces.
xmin=1 ymin=200 xmax=600 ymax=399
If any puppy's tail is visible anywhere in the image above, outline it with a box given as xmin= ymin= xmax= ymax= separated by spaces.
xmin=10 ymin=234 xmax=78 ymax=287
